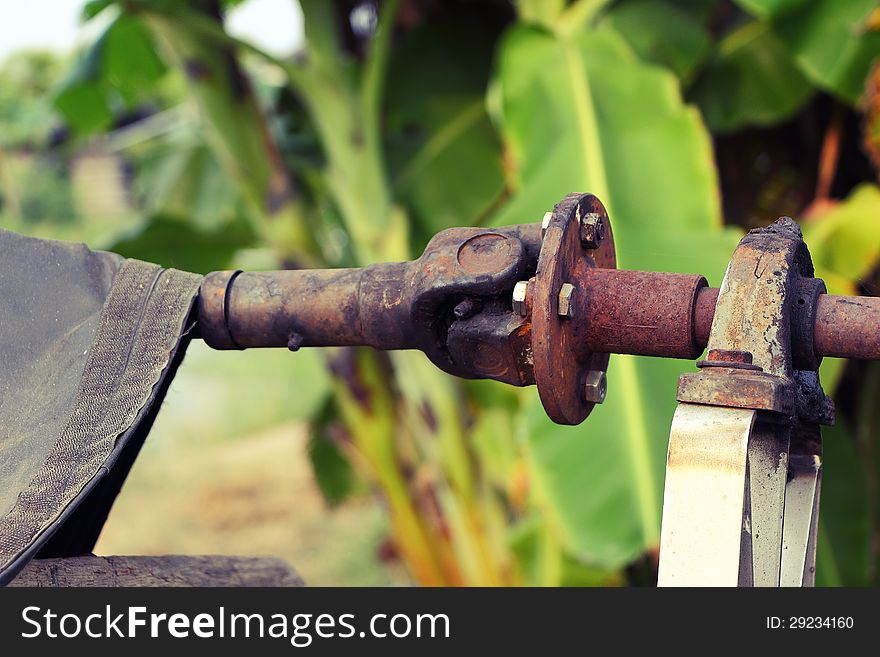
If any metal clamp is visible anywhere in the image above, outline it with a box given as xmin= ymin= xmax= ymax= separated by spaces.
xmin=658 ymin=218 xmax=829 ymax=587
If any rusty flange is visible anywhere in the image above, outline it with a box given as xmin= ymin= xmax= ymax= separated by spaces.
xmin=532 ymin=193 xmax=616 ymax=425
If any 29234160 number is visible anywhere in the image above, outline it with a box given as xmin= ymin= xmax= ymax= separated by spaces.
xmin=788 ymin=617 xmax=853 ymax=629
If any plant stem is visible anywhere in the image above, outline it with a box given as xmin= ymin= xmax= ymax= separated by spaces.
xmin=815 ymin=104 xmax=844 ymax=203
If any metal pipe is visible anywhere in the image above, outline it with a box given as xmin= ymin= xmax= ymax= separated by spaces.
xmin=199 ymin=271 xmax=880 ymax=362
xmin=581 ymin=269 xmax=707 ymax=359
xmin=199 ymin=263 xmax=420 ymax=351
xmin=814 ymin=294 xmax=880 ymax=361
xmin=694 ymin=287 xmax=719 ymax=347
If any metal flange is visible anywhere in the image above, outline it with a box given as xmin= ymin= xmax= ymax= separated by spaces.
xmin=531 ymin=193 xmax=616 ymax=425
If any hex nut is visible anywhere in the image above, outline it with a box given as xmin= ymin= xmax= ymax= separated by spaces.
xmin=557 ymin=282 xmax=575 ymax=318
xmin=584 ymin=370 xmax=607 ymax=404
xmin=579 ymin=212 xmax=605 ymax=249
xmin=541 ymin=211 xmax=553 ymax=239
xmin=512 ymin=280 xmax=530 ymax=317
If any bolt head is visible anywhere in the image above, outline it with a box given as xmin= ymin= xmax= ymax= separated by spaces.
xmin=541 ymin=211 xmax=553 ymax=239
xmin=579 ymin=212 xmax=605 ymax=249
xmin=583 ymin=370 xmax=607 ymax=404
xmin=512 ymin=280 xmax=530 ymax=317
xmin=557 ymin=282 xmax=575 ymax=318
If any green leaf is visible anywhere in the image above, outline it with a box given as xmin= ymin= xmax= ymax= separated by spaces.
xmin=103 ymin=15 xmax=167 ymax=97
xmin=601 ymin=0 xmax=712 ymax=83
xmin=491 ymin=23 xmax=741 ymax=567
xmin=134 ymin=134 xmax=243 ymax=230
xmin=109 ymin=213 xmax=256 ymax=273
xmin=802 ymin=184 xmax=880 ymax=294
xmin=736 ymin=0 xmax=880 ymax=103
xmin=308 ymin=398 xmax=358 ymax=507
xmin=515 ymin=0 xmax=568 ymax=27
xmin=53 ymin=15 xmax=166 ymax=136
xmin=815 ymin=419 xmax=870 ymax=586
xmin=666 ymin=0 xmax=722 ymax=22
xmin=82 ymin=0 xmax=114 ymax=21
xmin=53 ymin=25 xmax=114 ymax=136
xmin=509 ymin=516 xmax=624 ymax=586
xmin=689 ymin=21 xmax=814 ymax=132
xmin=385 ymin=26 xmax=505 ymax=239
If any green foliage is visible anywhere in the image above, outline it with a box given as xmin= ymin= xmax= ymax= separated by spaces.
xmin=815 ymin=419 xmax=871 ymax=586
xmin=802 ymin=185 xmax=880 ymax=295
xmin=308 ymin=398 xmax=358 ymax=508
xmin=54 ymin=15 xmax=166 ymax=136
xmin=0 ymin=51 xmax=66 ymax=148
xmin=0 ymin=155 xmax=77 ymax=224
xmin=736 ymin=0 xmax=880 ymax=103
xmin=385 ymin=25 xmax=505 ymax=242
xmin=601 ymin=0 xmax=711 ymax=84
xmin=133 ymin=134 xmax=243 ymax=229
xmin=111 ymin=214 xmax=255 ymax=273
xmin=689 ymin=21 xmax=814 ymax=132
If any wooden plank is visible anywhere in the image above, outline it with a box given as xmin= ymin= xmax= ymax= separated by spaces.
xmin=9 ymin=555 xmax=305 ymax=587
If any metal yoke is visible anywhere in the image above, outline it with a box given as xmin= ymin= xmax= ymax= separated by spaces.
xmin=658 ymin=218 xmax=832 ymax=587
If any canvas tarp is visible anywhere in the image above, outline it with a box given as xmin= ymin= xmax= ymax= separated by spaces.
xmin=0 ymin=229 xmax=201 ymax=585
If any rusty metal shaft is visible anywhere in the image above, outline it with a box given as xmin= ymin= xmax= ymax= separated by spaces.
xmin=199 ymin=266 xmax=880 ymax=362
xmin=814 ymin=294 xmax=880 ymax=360
xmin=199 ymin=265 xmax=420 ymax=351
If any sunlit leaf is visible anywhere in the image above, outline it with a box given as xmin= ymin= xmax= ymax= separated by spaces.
xmin=134 ymin=134 xmax=243 ymax=230
xmin=802 ymin=183 xmax=880 ymax=293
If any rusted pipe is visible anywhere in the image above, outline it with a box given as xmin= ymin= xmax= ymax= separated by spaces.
xmin=581 ymin=269 xmax=707 ymax=359
xmin=200 ymin=264 xmax=419 ymax=351
xmin=200 ymin=272 xmax=880 ymax=362
xmin=814 ymin=294 xmax=880 ymax=361
xmin=694 ymin=287 xmax=719 ymax=347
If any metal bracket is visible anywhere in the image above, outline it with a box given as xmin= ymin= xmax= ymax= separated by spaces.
xmin=658 ymin=218 xmax=830 ymax=587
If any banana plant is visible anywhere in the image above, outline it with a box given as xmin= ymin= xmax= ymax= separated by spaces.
xmin=52 ymin=0 xmax=880 ymax=585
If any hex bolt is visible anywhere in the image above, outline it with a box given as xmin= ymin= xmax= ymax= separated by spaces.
xmin=557 ymin=282 xmax=575 ymax=318
xmin=453 ymin=298 xmax=482 ymax=320
xmin=580 ymin=212 xmax=605 ymax=249
xmin=541 ymin=211 xmax=553 ymax=239
xmin=512 ymin=280 xmax=530 ymax=317
xmin=583 ymin=370 xmax=607 ymax=404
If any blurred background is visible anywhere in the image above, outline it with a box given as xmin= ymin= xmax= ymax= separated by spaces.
xmin=1 ymin=0 xmax=879 ymax=586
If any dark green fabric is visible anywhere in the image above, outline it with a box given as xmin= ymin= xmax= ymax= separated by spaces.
xmin=0 ymin=229 xmax=201 ymax=585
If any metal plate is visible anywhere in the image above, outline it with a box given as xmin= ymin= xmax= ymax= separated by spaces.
xmin=658 ymin=403 xmax=757 ymax=586
xmin=532 ymin=193 xmax=616 ymax=425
